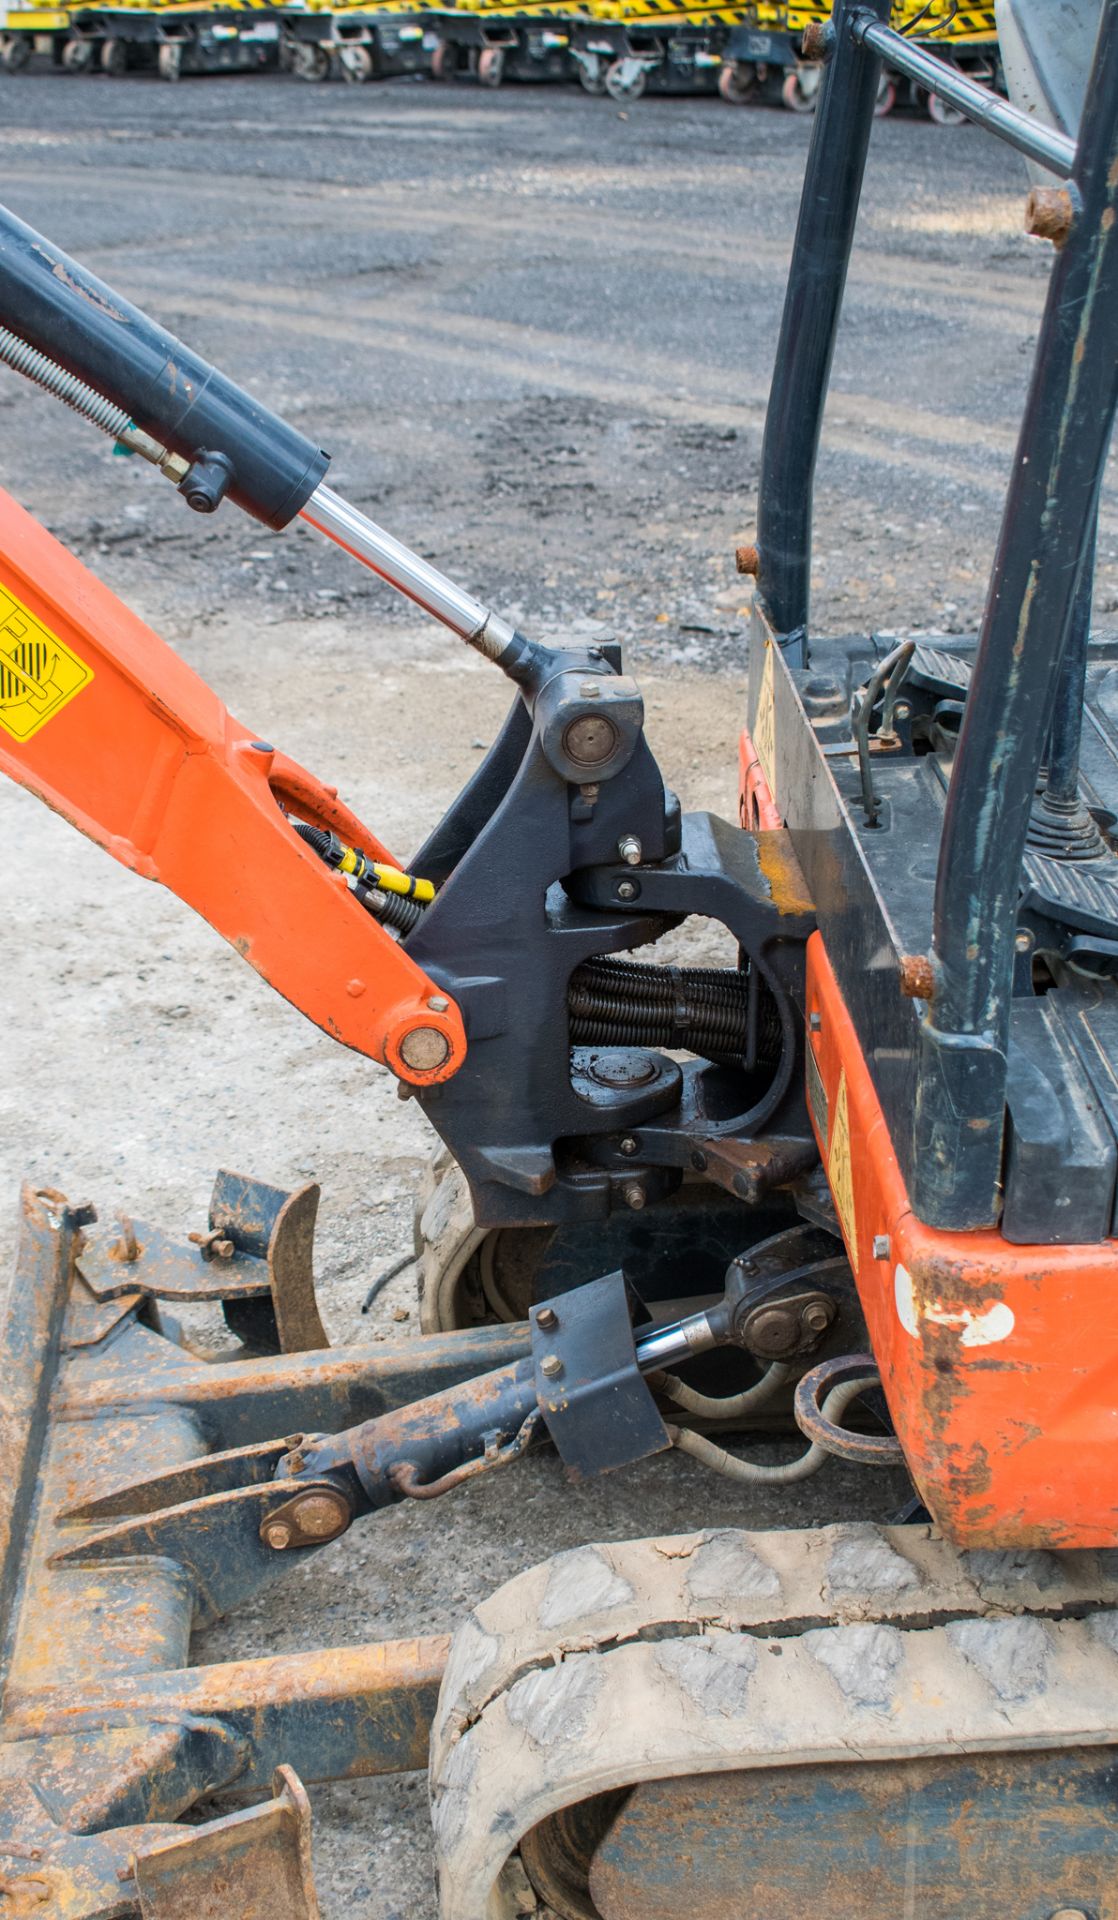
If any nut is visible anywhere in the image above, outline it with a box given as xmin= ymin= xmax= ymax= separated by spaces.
xmin=541 ymin=1353 xmax=563 ymax=1379
xmin=899 ymin=954 xmax=935 ymax=1001
xmin=536 ymin=1305 xmax=558 ymax=1330
xmin=735 ymin=543 xmax=761 ymax=577
xmin=622 ymin=1182 xmax=646 ymax=1211
xmin=872 ymin=1234 xmax=891 ymax=1261
xmin=262 ymin=1522 xmax=292 ymax=1551
xmin=562 ymin=713 xmax=620 ymax=767
xmin=617 ymin=835 xmax=642 ymax=866
xmin=427 ymin=995 xmax=450 ymax=1013
xmin=1025 ymin=185 xmax=1075 ymax=248
xmin=620 ymin=1135 xmax=639 ymax=1156
xmin=617 ymin=879 xmax=638 ymax=902
xmin=398 ymin=1025 xmax=451 ymax=1073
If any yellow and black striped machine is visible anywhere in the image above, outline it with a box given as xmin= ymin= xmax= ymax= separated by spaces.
xmin=0 ymin=0 xmax=997 ymax=104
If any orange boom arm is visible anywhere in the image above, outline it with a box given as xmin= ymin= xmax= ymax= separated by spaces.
xmin=0 ymin=487 xmax=464 ymax=1085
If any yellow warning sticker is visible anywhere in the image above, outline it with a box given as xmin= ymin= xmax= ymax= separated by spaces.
xmin=754 ymin=639 xmax=777 ymax=799
xmin=0 ymin=587 xmax=93 ymax=744
xmin=827 ymin=1070 xmax=858 ymax=1266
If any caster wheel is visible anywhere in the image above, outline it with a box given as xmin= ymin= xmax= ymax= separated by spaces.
xmin=576 ymin=53 xmax=606 ymax=93
xmin=476 ymin=45 xmax=504 ymax=86
xmin=718 ymin=60 xmax=756 ymax=104
xmin=925 ymin=86 xmax=966 ymax=125
xmin=430 ymin=37 xmax=457 ymax=79
xmin=339 ymin=42 xmax=374 ymax=80
xmin=1 ymin=35 xmax=32 ymax=71
xmin=781 ymin=65 xmax=820 ymax=112
xmin=874 ymin=74 xmax=896 ymax=116
xmin=291 ymin=40 xmax=330 ymax=78
xmin=99 ymin=36 xmax=127 ymax=73
xmin=604 ymin=56 xmax=645 ymax=101
xmin=157 ymin=42 xmax=182 ymax=79
xmin=61 ymin=36 xmax=94 ymax=69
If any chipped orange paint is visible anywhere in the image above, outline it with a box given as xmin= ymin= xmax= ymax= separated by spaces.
xmin=0 ymin=489 xmax=463 ymax=1083
xmin=738 ymin=722 xmax=782 ymax=831
xmin=807 ymin=932 xmax=1118 ymax=1549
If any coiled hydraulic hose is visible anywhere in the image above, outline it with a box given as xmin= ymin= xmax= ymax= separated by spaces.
xmin=290 ymin=820 xmax=430 ymax=935
xmin=0 ymin=324 xmax=187 ymax=478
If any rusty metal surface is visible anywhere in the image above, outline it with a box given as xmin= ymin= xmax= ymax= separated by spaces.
xmin=0 ymin=1184 xmax=464 ymax=1918
xmin=588 ymin=1755 xmax=1118 ymax=1920
xmin=131 ymin=1767 xmax=320 ymax=1920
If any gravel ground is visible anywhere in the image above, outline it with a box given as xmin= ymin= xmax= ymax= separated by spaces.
xmin=0 ymin=64 xmax=1095 ymax=1918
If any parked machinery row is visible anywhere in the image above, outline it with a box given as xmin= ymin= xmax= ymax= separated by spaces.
xmin=0 ymin=0 xmax=999 ymax=106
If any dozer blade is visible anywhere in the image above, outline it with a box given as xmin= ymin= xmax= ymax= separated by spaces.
xmin=0 ymin=1181 xmax=526 ymax=1917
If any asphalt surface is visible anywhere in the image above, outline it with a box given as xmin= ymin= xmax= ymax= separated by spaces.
xmin=0 ymin=63 xmax=1095 ymax=1920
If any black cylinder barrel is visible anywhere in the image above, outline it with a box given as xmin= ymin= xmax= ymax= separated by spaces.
xmin=0 ymin=202 xmax=329 ymax=528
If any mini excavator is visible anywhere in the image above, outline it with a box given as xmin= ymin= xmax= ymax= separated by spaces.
xmin=2 ymin=1 xmax=1118 ymax=1915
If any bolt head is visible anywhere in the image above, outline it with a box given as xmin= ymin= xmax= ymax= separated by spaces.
xmin=618 ymin=835 xmax=642 ymax=866
xmin=1015 ymin=929 xmax=1034 ymax=954
xmin=263 ymin=1522 xmax=292 ymax=1551
xmin=398 ymin=1025 xmax=451 ymax=1074
xmin=622 ymin=1182 xmax=646 ymax=1211
xmin=735 ymin=542 xmax=760 ymax=577
xmin=809 ymin=1011 xmax=822 ymax=1032
xmin=536 ymin=1304 xmax=558 ymax=1331
xmin=427 ymin=995 xmax=450 ymax=1013
xmin=562 ymin=713 xmax=620 ymax=767
xmin=617 ymin=879 xmax=638 ymax=902
xmin=1025 ymin=185 xmax=1075 ymax=248
xmin=872 ymin=1234 xmax=891 ymax=1260
xmin=541 ymin=1352 xmax=563 ymax=1379
xmin=290 ymin=1491 xmax=349 ymax=1541
xmin=620 ymin=1135 xmax=639 ymax=1156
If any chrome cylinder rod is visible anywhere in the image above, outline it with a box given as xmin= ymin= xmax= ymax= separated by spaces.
xmin=301 ymin=482 xmax=520 ymax=665
xmin=851 ymin=16 xmax=1077 ymax=177
xmin=635 ymin=1309 xmax=719 ymax=1373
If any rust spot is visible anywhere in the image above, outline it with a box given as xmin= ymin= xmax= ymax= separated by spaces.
xmin=735 ymin=543 xmax=760 ymax=578
xmin=801 ymin=20 xmax=828 ymax=58
xmin=898 ymin=954 xmax=934 ymax=1000
xmin=1024 ymin=186 xmax=1075 ymax=248
xmin=756 ymin=831 xmax=814 ymax=919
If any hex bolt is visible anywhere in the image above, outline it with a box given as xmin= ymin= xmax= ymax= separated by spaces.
xmin=809 ymin=1011 xmax=822 ymax=1032
xmin=263 ymin=1522 xmax=292 ymax=1551
xmin=286 ymin=1450 xmax=306 ymax=1476
xmin=893 ymin=702 xmax=912 ymax=722
xmin=1015 ymin=929 xmax=1034 ymax=954
xmin=623 ymin=1183 xmax=646 ymax=1211
xmin=427 ymin=995 xmax=450 ymax=1013
xmin=735 ymin=543 xmax=760 ymax=577
xmin=617 ymin=880 xmax=638 ymax=902
xmin=618 ymin=835 xmax=642 ymax=866
xmin=801 ymin=20 xmax=831 ymax=58
xmin=398 ymin=1026 xmax=451 ymax=1073
xmin=620 ymin=1136 xmax=639 ymax=1156
xmin=872 ymin=1234 xmax=891 ymax=1260
xmin=536 ymin=1305 xmax=558 ymax=1331
xmin=541 ymin=1353 xmax=563 ymax=1379
xmin=1025 ymin=185 xmax=1076 ymax=249
xmin=580 ymin=682 xmax=602 ymax=699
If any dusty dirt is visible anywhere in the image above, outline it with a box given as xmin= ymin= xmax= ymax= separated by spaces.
xmin=0 ymin=63 xmax=1091 ymax=1918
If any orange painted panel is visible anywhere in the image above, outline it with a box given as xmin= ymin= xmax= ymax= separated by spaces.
xmin=0 ymin=487 xmax=463 ymax=1083
xmin=807 ymin=932 xmax=1118 ymax=1548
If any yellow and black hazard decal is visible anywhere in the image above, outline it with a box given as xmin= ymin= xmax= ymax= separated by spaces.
xmin=827 ymin=1069 xmax=858 ymax=1266
xmin=754 ymin=637 xmax=777 ymax=801
xmin=0 ymin=586 xmax=93 ymax=744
